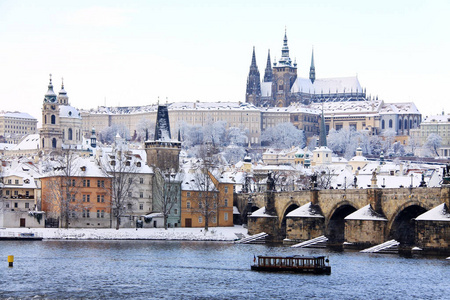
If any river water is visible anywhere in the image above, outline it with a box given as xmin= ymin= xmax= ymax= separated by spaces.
xmin=0 ymin=240 xmax=448 ymax=299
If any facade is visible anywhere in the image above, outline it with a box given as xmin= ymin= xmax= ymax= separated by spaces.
xmin=410 ymin=114 xmax=450 ymax=156
xmin=0 ymin=111 xmax=38 ymax=144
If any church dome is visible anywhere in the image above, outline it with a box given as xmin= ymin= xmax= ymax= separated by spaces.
xmin=59 ymin=105 xmax=81 ymax=119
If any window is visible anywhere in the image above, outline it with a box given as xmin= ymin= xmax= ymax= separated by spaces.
xmin=381 ymin=120 xmax=385 ymax=130
xmin=68 ymin=128 xmax=73 ymax=140
xmin=389 ymin=119 xmax=393 ymax=128
xmin=224 ymin=212 xmax=228 ymax=221
xmin=224 ymin=199 xmax=228 ymax=207
xmin=15 ymin=179 xmax=19 ymax=185
xmin=14 ymin=202 xmax=18 ymax=208
xmin=97 ymin=195 xmax=105 ymax=203
xmin=140 ymin=192 xmax=143 ymax=198
xmin=139 ymin=203 xmax=144 ymax=210
xmin=101 ymin=210 xmax=105 ymax=218
xmin=187 ymin=201 xmax=191 ymax=209
xmin=97 ymin=210 xmax=100 ymax=218
xmin=212 ymin=216 xmax=216 ymax=223
xmin=14 ymin=190 xmax=18 ymax=196
xmin=199 ymin=202 xmax=202 ymax=209
xmin=25 ymin=203 xmax=29 ymax=209
xmin=198 ymin=216 xmax=203 ymax=223
xmin=224 ymin=186 xmax=228 ymax=194
xmin=86 ymin=180 xmax=90 ymax=187
xmin=187 ymin=192 xmax=191 ymax=197
xmin=51 ymin=115 xmax=56 ymax=124
xmin=72 ymin=180 xmax=76 ymax=187
xmin=140 ymin=178 xmax=144 ymax=184
xmin=174 ymin=209 xmax=178 ymax=215
xmin=71 ymin=194 xmax=76 ymax=202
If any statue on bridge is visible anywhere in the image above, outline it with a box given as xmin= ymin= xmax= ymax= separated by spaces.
xmin=266 ymin=172 xmax=276 ymax=191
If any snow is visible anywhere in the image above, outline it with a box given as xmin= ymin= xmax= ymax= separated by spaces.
xmin=286 ymin=202 xmax=324 ymax=218
xmin=291 ymin=76 xmax=362 ymax=95
xmin=0 ymin=111 xmax=37 ymax=120
xmin=345 ymin=204 xmax=387 ymax=221
xmin=59 ymin=105 xmax=81 ymax=119
xmin=11 ymin=134 xmax=40 ymax=151
xmin=0 ymin=226 xmax=248 ymax=241
xmin=250 ymin=206 xmax=276 ymax=218
xmin=415 ymin=203 xmax=450 ymax=222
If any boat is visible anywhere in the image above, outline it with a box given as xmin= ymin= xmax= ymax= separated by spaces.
xmin=251 ymin=255 xmax=331 ymax=275
xmin=0 ymin=231 xmax=43 ymax=240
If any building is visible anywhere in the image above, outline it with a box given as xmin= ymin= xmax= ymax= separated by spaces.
xmin=410 ymin=113 xmax=450 ymax=156
xmin=0 ymin=159 xmax=42 ymax=228
xmin=246 ymin=30 xmax=367 ymax=108
xmin=0 ymin=111 xmax=38 ymax=144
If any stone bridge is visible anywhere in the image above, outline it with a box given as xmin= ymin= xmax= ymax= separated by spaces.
xmin=234 ymin=186 xmax=450 ymax=253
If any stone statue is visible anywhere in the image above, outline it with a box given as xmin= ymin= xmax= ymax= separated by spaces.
xmin=266 ymin=172 xmax=275 ymax=191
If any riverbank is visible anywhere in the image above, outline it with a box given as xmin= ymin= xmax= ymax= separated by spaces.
xmin=0 ymin=226 xmax=249 ymax=241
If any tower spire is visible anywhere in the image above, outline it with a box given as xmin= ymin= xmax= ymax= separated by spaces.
xmin=309 ymin=47 xmax=316 ymax=84
xmin=263 ymin=49 xmax=273 ymax=82
xmin=278 ymin=28 xmax=292 ymax=66
xmin=245 ymin=46 xmax=261 ymax=105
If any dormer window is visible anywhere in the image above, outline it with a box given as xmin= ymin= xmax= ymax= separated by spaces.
xmin=80 ymin=166 xmax=86 ymax=171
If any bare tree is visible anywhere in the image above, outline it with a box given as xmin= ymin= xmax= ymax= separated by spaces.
xmin=313 ymin=166 xmax=335 ymax=189
xmin=152 ymin=168 xmax=182 ymax=229
xmin=41 ymin=150 xmax=84 ymax=228
xmin=190 ymin=144 xmax=219 ymax=231
xmin=100 ymin=149 xmax=138 ymax=229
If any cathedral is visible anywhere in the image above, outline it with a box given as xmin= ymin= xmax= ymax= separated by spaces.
xmin=246 ymin=30 xmax=367 ymax=107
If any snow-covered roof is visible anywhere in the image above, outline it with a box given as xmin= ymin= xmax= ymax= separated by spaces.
xmin=379 ymin=102 xmax=420 ymax=115
xmin=250 ymin=206 xmax=276 ymax=218
xmin=311 ymin=100 xmax=382 ymax=115
xmin=60 ymin=105 xmax=81 ymax=119
xmin=286 ymin=202 xmax=324 ymax=218
xmin=11 ymin=134 xmax=40 ymax=151
xmin=421 ymin=114 xmax=450 ymax=123
xmin=415 ymin=203 xmax=450 ymax=222
xmin=0 ymin=111 xmax=37 ymax=120
xmin=291 ymin=76 xmax=363 ymax=95
xmin=345 ymin=204 xmax=387 ymax=221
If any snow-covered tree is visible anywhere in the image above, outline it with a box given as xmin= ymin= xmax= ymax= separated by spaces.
xmin=424 ymin=133 xmax=442 ymax=157
xmin=222 ymin=144 xmax=246 ymax=165
xmin=226 ymin=126 xmax=247 ymax=146
xmin=261 ymin=122 xmax=305 ymax=149
xmin=99 ymin=124 xmax=131 ymax=144
xmin=136 ymin=117 xmax=155 ymax=142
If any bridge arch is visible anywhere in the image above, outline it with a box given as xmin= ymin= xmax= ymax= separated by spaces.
xmin=280 ymin=202 xmax=300 ymax=239
xmin=325 ymin=201 xmax=357 ymax=245
xmin=387 ymin=201 xmax=428 ymax=245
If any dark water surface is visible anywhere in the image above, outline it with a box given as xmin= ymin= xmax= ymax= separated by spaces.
xmin=0 ymin=240 xmax=448 ymax=299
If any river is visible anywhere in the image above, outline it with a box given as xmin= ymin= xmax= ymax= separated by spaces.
xmin=0 ymin=240 xmax=448 ymax=299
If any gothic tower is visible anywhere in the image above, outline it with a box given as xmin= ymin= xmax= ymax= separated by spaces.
xmin=309 ymin=48 xmax=316 ymax=84
xmin=39 ymin=74 xmax=63 ymax=154
xmin=263 ymin=50 xmax=273 ymax=82
xmin=145 ymin=104 xmax=181 ymax=171
xmin=272 ymin=29 xmax=297 ymax=107
xmin=245 ymin=47 xmax=261 ymax=106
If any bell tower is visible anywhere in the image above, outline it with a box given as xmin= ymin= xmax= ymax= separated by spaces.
xmin=39 ymin=74 xmax=63 ymax=153
xmin=272 ymin=29 xmax=297 ymax=107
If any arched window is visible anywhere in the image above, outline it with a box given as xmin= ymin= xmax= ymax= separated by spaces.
xmin=389 ymin=120 xmax=393 ymax=128
xmin=381 ymin=120 xmax=385 ymax=130
xmin=68 ymin=128 xmax=73 ymax=140
xmin=42 ymin=138 xmax=45 ymax=147
xmin=398 ymin=119 xmax=402 ymax=130
xmin=51 ymin=115 xmax=56 ymax=124
xmin=52 ymin=138 xmax=57 ymax=148
xmin=44 ymin=115 xmax=47 ymax=124
xmin=410 ymin=119 xmax=413 ymax=128
xmin=404 ymin=119 xmax=408 ymax=129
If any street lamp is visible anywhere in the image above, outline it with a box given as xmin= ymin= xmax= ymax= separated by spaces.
xmin=410 ymin=173 xmax=414 ymax=188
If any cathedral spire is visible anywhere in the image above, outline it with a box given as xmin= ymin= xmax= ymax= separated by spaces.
xmin=245 ymin=46 xmax=261 ymax=105
xmin=263 ymin=49 xmax=273 ymax=82
xmin=309 ymin=48 xmax=316 ymax=84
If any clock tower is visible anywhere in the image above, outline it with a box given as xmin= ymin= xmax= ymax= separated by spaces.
xmin=39 ymin=74 xmax=63 ymax=154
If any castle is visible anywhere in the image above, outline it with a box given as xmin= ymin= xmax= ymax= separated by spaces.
xmin=246 ymin=30 xmax=367 ymax=107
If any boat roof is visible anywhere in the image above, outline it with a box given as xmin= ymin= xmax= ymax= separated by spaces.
xmin=257 ymin=255 xmax=326 ymax=259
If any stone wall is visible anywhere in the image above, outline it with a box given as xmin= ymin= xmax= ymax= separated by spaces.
xmin=344 ymin=219 xmax=387 ymax=249
xmin=416 ymin=220 xmax=450 ymax=254
xmin=286 ymin=217 xmax=324 ymax=242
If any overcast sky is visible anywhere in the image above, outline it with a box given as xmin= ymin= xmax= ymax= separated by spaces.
xmin=1 ymin=0 xmax=449 ymax=120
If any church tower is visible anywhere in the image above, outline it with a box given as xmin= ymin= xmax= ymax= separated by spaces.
xmin=145 ymin=104 xmax=181 ymax=171
xmin=309 ymin=48 xmax=316 ymax=84
xmin=245 ymin=47 xmax=261 ymax=106
xmin=39 ymin=74 xmax=62 ymax=154
xmin=272 ymin=29 xmax=297 ymax=107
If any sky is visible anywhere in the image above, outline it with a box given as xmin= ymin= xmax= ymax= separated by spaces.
xmin=1 ymin=0 xmax=449 ymax=121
